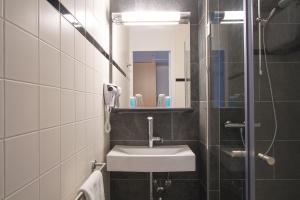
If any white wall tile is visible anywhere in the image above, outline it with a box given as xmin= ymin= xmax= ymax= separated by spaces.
xmin=39 ymin=0 xmax=60 ymax=49
xmin=61 ymin=0 xmax=75 ymax=15
xmin=40 ymin=127 xmax=60 ymax=174
xmin=5 ymin=0 xmax=38 ymax=35
xmin=101 ymin=56 xmax=110 ymax=83
xmin=0 ymin=140 xmax=3 ymax=199
xmin=85 ymin=0 xmax=94 ymax=38
xmin=61 ymin=16 xmax=74 ymax=57
xmin=85 ymin=41 xmax=94 ymax=68
xmin=40 ymin=86 xmax=60 ymax=129
xmin=85 ymin=66 xmax=94 ymax=93
xmin=0 ymin=0 xmax=2 ymax=17
xmin=94 ymin=70 xmax=101 ymax=94
xmin=94 ymin=50 xmax=102 ymax=72
xmin=40 ymin=166 xmax=60 ymax=200
xmin=5 ymin=132 xmax=39 ymax=195
xmin=94 ymin=117 xmax=105 ymax=162
xmin=61 ymin=123 xmax=76 ymax=161
xmin=75 ymin=92 xmax=85 ymax=121
xmin=2 ymin=0 xmax=112 ymax=197
xmin=0 ymin=80 xmax=3 ymax=139
xmin=5 ymin=22 xmax=38 ymax=84
xmin=40 ymin=40 xmax=60 ymax=87
xmin=75 ymin=61 xmax=85 ymax=91
xmin=75 ymin=30 xmax=85 ymax=63
xmin=94 ymin=0 xmax=107 ymax=23
xmin=61 ymin=53 xmax=75 ymax=90
xmin=75 ymin=0 xmax=85 ymax=27
xmin=0 ymin=19 xmax=3 ymax=78
xmin=98 ymin=20 xmax=110 ymax=52
xmin=75 ymin=121 xmax=86 ymax=151
xmin=85 ymin=93 xmax=94 ymax=119
xmin=61 ymin=89 xmax=75 ymax=124
xmin=76 ymin=148 xmax=88 ymax=186
xmin=94 ymin=94 xmax=101 ymax=117
xmin=61 ymin=156 xmax=76 ymax=199
xmin=6 ymin=180 xmax=39 ymax=200
xmin=85 ymin=119 xmax=95 ymax=146
xmin=5 ymin=81 xmax=39 ymax=137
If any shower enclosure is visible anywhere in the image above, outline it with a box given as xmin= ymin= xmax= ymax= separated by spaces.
xmin=206 ymin=0 xmax=300 ymax=199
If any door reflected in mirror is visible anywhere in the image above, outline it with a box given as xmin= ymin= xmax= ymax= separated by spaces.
xmin=132 ymin=51 xmax=170 ymax=107
xmin=112 ymin=12 xmax=191 ymax=108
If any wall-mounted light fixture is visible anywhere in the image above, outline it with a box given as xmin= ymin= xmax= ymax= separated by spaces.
xmin=210 ymin=11 xmax=244 ymax=24
xmin=112 ymin=11 xmax=190 ymax=26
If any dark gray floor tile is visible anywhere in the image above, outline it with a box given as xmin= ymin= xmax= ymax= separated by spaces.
xmin=256 ymin=102 xmax=300 ymax=140
xmin=173 ymin=102 xmax=200 ymax=140
xmin=220 ymin=180 xmax=244 ymax=200
xmin=199 ymin=59 xmax=207 ymax=101
xmin=260 ymin=62 xmax=300 ymax=101
xmin=191 ymin=63 xmax=200 ymax=102
xmin=161 ymin=180 xmax=202 ymax=200
xmin=111 ymin=179 xmax=149 ymax=200
xmin=191 ymin=24 xmax=199 ymax=64
xmin=208 ymin=105 xmax=220 ymax=145
xmin=110 ymin=112 xmax=172 ymax=141
xmin=209 ymin=190 xmax=220 ymax=200
xmin=111 ymin=172 xmax=149 ymax=180
xmin=199 ymin=101 xmax=208 ymax=144
xmin=209 ymin=146 xmax=220 ymax=190
xmin=275 ymin=141 xmax=300 ymax=179
xmin=256 ymin=180 xmax=300 ymax=200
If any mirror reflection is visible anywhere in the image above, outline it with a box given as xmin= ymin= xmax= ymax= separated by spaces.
xmin=112 ymin=11 xmax=191 ymax=108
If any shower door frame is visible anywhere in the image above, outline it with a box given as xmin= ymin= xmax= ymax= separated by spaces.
xmin=243 ymin=0 xmax=256 ymax=200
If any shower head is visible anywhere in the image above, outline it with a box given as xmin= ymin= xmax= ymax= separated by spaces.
xmin=278 ymin=0 xmax=299 ymax=8
xmin=261 ymin=0 xmax=299 ymax=24
xmin=258 ymin=153 xmax=276 ymax=166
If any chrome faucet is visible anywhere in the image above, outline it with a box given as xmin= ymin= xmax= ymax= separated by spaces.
xmin=147 ymin=116 xmax=163 ymax=148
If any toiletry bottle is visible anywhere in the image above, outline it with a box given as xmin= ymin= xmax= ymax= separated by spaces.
xmin=165 ymin=96 xmax=171 ymax=108
xmin=129 ymin=97 xmax=136 ymax=108
xmin=157 ymin=94 xmax=166 ymax=107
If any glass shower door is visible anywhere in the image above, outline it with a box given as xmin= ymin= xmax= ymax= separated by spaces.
xmin=207 ymin=0 xmax=249 ymax=200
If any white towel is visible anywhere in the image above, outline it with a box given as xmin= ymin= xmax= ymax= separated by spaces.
xmin=79 ymin=171 xmax=105 ymax=200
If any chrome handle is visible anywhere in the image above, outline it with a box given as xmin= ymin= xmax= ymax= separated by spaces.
xmin=224 ymin=121 xmax=261 ymax=128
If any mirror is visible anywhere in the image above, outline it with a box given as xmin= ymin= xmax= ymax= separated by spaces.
xmin=112 ymin=11 xmax=191 ymax=108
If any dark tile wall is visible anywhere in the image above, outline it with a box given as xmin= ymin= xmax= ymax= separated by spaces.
xmin=109 ymin=0 xmax=206 ymax=200
xmin=253 ymin=1 xmax=300 ymax=200
xmin=110 ymin=108 xmax=202 ymax=200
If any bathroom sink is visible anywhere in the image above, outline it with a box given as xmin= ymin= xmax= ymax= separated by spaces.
xmin=107 ymin=145 xmax=196 ymax=172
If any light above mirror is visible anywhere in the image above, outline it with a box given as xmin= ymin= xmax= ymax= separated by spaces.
xmin=112 ymin=11 xmax=190 ymax=26
xmin=122 ymin=11 xmax=181 ymax=22
xmin=223 ymin=11 xmax=244 ymax=21
xmin=123 ymin=22 xmax=179 ymax=26
xmin=211 ymin=11 xmax=244 ymax=24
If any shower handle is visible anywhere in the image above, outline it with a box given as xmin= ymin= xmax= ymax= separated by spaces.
xmin=224 ymin=121 xmax=261 ymax=128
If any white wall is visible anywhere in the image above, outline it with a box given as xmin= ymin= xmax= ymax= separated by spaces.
xmin=128 ymin=25 xmax=190 ymax=107
xmin=0 ymin=0 xmax=110 ymax=200
xmin=112 ymin=24 xmax=130 ymax=107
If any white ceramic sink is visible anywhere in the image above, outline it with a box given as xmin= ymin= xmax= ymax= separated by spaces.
xmin=107 ymin=145 xmax=196 ymax=172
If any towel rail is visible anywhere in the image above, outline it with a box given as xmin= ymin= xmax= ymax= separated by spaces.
xmin=74 ymin=160 xmax=106 ymax=200
xmin=75 ymin=191 xmax=85 ymax=200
